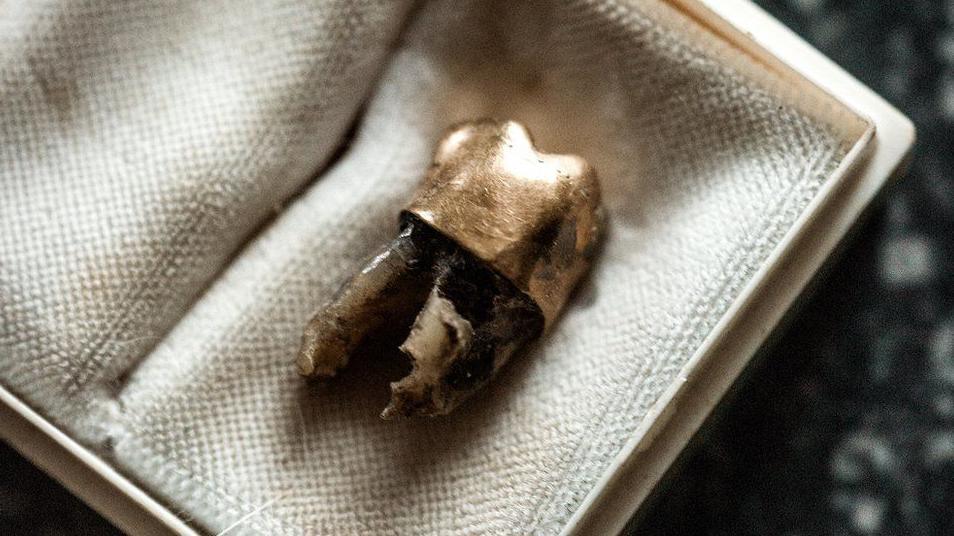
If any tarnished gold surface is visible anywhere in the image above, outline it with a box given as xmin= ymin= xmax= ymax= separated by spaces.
xmin=405 ymin=120 xmax=604 ymax=326
xmin=298 ymin=119 xmax=603 ymax=418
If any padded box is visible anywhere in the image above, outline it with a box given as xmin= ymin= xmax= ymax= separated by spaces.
xmin=0 ymin=0 xmax=913 ymax=534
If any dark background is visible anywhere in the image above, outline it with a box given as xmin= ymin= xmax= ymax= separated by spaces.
xmin=2 ymin=0 xmax=952 ymax=534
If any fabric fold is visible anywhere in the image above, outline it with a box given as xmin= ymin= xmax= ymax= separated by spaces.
xmin=0 ymin=0 xmax=415 ymax=432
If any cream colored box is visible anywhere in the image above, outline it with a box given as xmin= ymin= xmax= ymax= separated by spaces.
xmin=0 ymin=0 xmax=913 ymax=534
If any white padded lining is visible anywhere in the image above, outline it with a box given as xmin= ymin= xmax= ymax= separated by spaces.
xmin=0 ymin=0 xmax=861 ymax=534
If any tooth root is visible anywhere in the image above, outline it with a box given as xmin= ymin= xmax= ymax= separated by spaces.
xmin=297 ymin=217 xmax=546 ymax=419
xmin=296 ymin=228 xmax=429 ymax=378
xmin=383 ymin=289 xmax=473 ymax=419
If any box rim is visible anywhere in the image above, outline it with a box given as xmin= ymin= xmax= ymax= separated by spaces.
xmin=0 ymin=386 xmax=200 ymax=535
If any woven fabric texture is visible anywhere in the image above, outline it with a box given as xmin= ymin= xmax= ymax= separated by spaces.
xmin=0 ymin=0 xmax=413 ymax=431
xmin=2 ymin=0 xmax=849 ymax=534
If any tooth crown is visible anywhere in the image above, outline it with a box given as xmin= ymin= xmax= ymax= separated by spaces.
xmin=404 ymin=120 xmax=603 ymax=327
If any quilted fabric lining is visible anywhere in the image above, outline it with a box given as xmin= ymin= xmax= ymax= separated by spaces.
xmin=0 ymin=0 xmax=859 ymax=533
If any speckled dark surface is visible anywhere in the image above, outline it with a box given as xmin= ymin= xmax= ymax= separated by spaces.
xmin=2 ymin=1 xmax=951 ymax=534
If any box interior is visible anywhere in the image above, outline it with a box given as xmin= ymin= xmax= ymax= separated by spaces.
xmin=0 ymin=0 xmax=869 ymax=533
